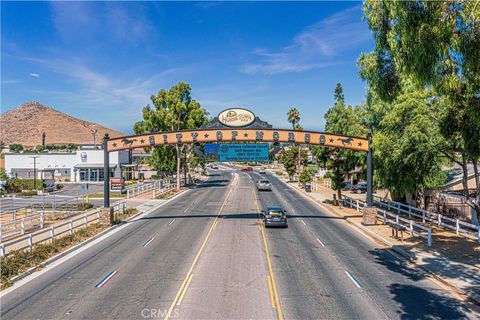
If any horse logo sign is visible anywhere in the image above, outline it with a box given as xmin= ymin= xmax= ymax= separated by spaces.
xmin=218 ymin=108 xmax=255 ymax=127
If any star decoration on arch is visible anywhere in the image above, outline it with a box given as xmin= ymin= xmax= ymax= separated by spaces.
xmin=204 ymin=133 xmax=209 ymax=138
xmin=244 ymin=133 xmax=249 ymax=137
xmin=140 ymin=139 xmax=145 ymax=144
xmin=112 ymin=142 xmax=117 ymax=147
xmin=329 ymin=138 xmax=334 ymax=143
xmin=357 ymin=142 xmax=363 ymax=147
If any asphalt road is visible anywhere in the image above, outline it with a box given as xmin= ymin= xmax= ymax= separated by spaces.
xmin=1 ymin=168 xmax=478 ymax=320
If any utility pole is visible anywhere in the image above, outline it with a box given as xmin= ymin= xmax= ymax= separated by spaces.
xmin=30 ymin=156 xmax=40 ymax=190
xmin=92 ymin=129 xmax=98 ymax=149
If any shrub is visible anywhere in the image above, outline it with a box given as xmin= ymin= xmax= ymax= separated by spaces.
xmin=9 ymin=144 xmax=23 ymax=153
xmin=19 ymin=190 xmax=37 ymax=196
xmin=275 ymin=171 xmax=283 ymax=176
xmin=77 ymin=203 xmax=93 ymax=211
xmin=6 ymin=179 xmax=42 ymax=192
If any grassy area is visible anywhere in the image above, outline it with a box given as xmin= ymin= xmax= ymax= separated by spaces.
xmin=87 ymin=193 xmax=126 ymax=198
xmin=0 ymin=223 xmax=106 ymax=290
xmin=114 ymin=208 xmax=139 ymax=223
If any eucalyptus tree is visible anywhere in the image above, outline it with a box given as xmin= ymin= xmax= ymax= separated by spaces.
xmin=287 ymin=107 xmax=302 ymax=175
xmin=133 ymin=82 xmax=209 ymax=188
xmin=358 ymin=0 xmax=480 ymax=219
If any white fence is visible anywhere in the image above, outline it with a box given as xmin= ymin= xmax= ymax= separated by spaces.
xmin=127 ymin=181 xmax=162 ymax=198
xmin=152 ymin=182 xmax=176 ymax=198
xmin=342 ymin=196 xmax=432 ymax=246
xmin=0 ymin=213 xmax=45 ymax=240
xmin=0 ymin=201 xmax=127 ymax=257
xmin=373 ymin=195 xmax=480 ymax=243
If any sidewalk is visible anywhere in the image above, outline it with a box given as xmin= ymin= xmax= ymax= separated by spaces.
xmin=273 ymin=172 xmax=480 ymax=304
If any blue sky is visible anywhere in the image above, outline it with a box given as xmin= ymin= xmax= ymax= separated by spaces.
xmin=1 ymin=1 xmax=373 ymax=134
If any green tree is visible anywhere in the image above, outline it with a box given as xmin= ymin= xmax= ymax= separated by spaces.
xmin=359 ymin=0 xmax=480 ymax=219
xmin=287 ymin=107 xmax=302 ymax=174
xmin=374 ymin=87 xmax=447 ymax=202
xmin=324 ymin=83 xmax=368 ymax=200
xmin=9 ymin=144 xmax=23 ymax=153
xmin=0 ymin=168 xmax=7 ymax=181
xmin=298 ymin=169 xmax=312 ymax=186
xmin=280 ymin=146 xmax=308 ymax=181
xmin=134 ymin=82 xmax=209 ymax=189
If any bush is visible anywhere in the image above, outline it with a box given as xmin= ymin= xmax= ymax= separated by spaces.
xmin=9 ymin=144 xmax=23 ymax=153
xmin=275 ymin=171 xmax=283 ymax=176
xmin=19 ymin=190 xmax=37 ymax=196
xmin=77 ymin=203 xmax=93 ymax=211
xmin=6 ymin=179 xmax=42 ymax=192
xmin=56 ymin=184 xmax=63 ymax=190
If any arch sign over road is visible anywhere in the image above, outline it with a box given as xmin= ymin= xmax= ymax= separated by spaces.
xmin=106 ymin=107 xmax=368 ymax=153
xmin=102 ymin=108 xmax=373 ymax=215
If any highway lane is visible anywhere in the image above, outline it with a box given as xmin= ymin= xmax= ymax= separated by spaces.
xmin=1 ymin=171 xmax=234 ymax=320
xmin=2 ymin=167 xmax=478 ymax=320
xmin=171 ymin=171 xmax=278 ymax=320
xmin=249 ymin=170 xmax=479 ymax=319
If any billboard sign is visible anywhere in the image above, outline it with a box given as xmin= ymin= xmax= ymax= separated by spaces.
xmin=217 ymin=143 xmax=268 ymax=162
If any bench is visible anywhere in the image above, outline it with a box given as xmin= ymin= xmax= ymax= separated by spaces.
xmin=390 ymin=223 xmax=407 ymax=242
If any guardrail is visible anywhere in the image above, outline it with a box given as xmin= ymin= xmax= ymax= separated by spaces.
xmin=342 ymin=196 xmax=432 ymax=246
xmin=373 ymin=195 xmax=479 ymax=243
xmin=0 ymin=201 xmax=127 ymax=257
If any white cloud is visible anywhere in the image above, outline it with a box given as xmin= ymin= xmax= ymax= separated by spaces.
xmin=29 ymin=73 xmax=40 ymax=78
xmin=241 ymin=5 xmax=371 ymax=75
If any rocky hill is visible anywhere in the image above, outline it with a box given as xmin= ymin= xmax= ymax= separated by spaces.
xmin=0 ymin=101 xmax=125 ymax=147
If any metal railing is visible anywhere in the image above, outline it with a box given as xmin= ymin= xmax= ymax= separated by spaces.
xmin=342 ymin=196 xmax=432 ymax=246
xmin=152 ymin=182 xmax=176 ymax=198
xmin=0 ymin=201 xmax=127 ymax=257
xmin=373 ymin=195 xmax=480 ymax=243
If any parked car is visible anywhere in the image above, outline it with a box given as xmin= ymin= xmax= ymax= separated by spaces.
xmin=351 ymin=182 xmax=367 ymax=193
xmin=256 ymin=179 xmax=272 ymax=191
xmin=262 ymin=206 xmax=288 ymax=228
xmin=211 ymin=164 xmax=219 ymax=169
xmin=341 ymin=181 xmax=353 ymax=191
xmin=241 ymin=167 xmax=253 ymax=171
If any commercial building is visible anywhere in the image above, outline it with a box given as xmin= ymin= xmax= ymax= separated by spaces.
xmin=4 ymin=148 xmax=130 ymax=182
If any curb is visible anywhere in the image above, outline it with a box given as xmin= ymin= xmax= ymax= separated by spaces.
xmin=274 ymin=174 xmax=480 ymax=305
xmin=6 ymin=187 xmax=191 ymax=286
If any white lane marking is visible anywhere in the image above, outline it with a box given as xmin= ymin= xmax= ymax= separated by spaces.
xmin=95 ymin=270 xmax=118 ymax=288
xmin=344 ymin=270 xmax=362 ymax=289
xmin=301 ymin=220 xmax=306 ymax=226
xmin=183 ymin=208 xmax=189 ymax=213
xmin=143 ymin=237 xmax=155 ymax=247
xmin=168 ymin=219 xmax=176 ymax=226
xmin=316 ymin=238 xmax=325 ymax=247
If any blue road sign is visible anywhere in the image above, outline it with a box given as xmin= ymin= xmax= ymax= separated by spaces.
xmin=218 ymin=143 xmax=268 ymax=162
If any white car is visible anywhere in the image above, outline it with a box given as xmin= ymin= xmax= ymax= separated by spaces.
xmin=258 ymin=169 xmax=266 ymax=174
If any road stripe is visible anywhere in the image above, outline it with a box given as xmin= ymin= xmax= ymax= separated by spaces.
xmin=183 ymin=208 xmax=189 ymax=213
xmin=316 ymin=238 xmax=325 ymax=247
xmin=253 ymin=188 xmax=284 ymax=320
xmin=176 ymin=273 xmax=193 ymax=305
xmin=143 ymin=237 xmax=155 ymax=248
xmin=301 ymin=219 xmax=306 ymax=226
xmin=95 ymin=270 xmax=118 ymax=288
xmin=168 ymin=219 xmax=175 ymax=226
xmin=164 ymin=187 xmax=233 ymax=320
xmin=344 ymin=270 xmax=362 ymax=289
xmin=267 ymin=275 xmax=276 ymax=309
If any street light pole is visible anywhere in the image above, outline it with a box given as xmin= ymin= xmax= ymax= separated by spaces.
xmin=30 ymin=156 xmax=40 ymax=191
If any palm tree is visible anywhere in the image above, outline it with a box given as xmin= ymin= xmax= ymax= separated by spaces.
xmin=287 ymin=107 xmax=302 ymax=178
xmin=287 ymin=107 xmax=300 ymax=130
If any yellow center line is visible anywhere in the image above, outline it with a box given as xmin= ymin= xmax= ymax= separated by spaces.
xmin=267 ymin=275 xmax=275 ymax=308
xmin=176 ymin=274 xmax=193 ymax=306
xmin=253 ymin=188 xmax=284 ymax=320
xmin=164 ymin=187 xmax=233 ymax=320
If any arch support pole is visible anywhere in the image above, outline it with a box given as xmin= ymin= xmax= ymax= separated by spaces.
xmin=366 ymin=132 xmax=373 ymax=206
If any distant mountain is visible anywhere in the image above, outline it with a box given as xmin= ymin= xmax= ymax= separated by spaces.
xmin=0 ymin=101 xmax=125 ymax=147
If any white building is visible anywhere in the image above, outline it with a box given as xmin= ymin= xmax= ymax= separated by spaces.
xmin=4 ymin=149 xmax=130 ymax=182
